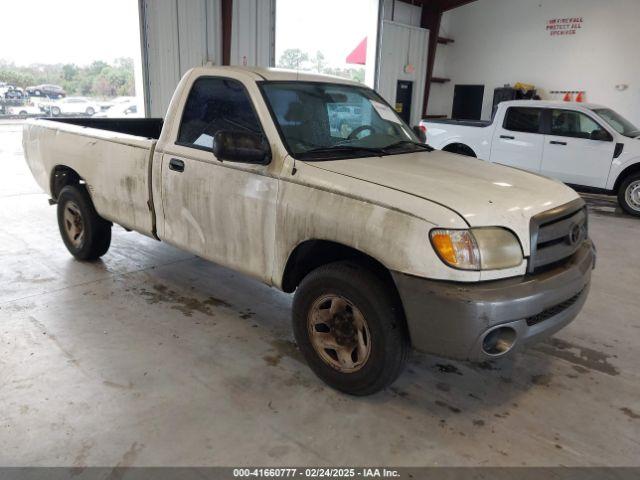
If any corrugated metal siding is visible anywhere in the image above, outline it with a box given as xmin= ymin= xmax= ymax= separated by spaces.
xmin=382 ymin=0 xmax=421 ymax=27
xmin=377 ymin=20 xmax=428 ymax=126
xmin=231 ymin=0 xmax=275 ymax=67
xmin=140 ymin=0 xmax=221 ymax=117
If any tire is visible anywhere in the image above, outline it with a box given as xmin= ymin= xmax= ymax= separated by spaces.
xmin=86 ymin=107 xmax=95 ymax=115
xmin=57 ymin=185 xmax=111 ymax=260
xmin=19 ymin=111 xmax=27 ymax=116
xmin=51 ymin=107 xmax=61 ymax=116
xmin=617 ymin=172 xmax=640 ymax=217
xmin=292 ymin=261 xmax=409 ymax=396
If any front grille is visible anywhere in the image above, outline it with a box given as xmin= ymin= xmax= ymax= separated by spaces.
xmin=526 ymin=288 xmax=585 ymax=326
xmin=529 ymin=199 xmax=587 ymax=273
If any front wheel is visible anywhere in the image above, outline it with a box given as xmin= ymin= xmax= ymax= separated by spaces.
xmin=292 ymin=261 xmax=408 ymax=395
xmin=618 ymin=173 xmax=640 ymax=216
xmin=51 ymin=106 xmax=61 ymax=116
xmin=57 ymin=185 xmax=112 ymax=260
xmin=86 ymin=107 xmax=95 ymax=115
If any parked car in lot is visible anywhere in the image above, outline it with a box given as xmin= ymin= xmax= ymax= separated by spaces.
xmin=6 ymin=105 xmax=41 ymax=117
xmin=1 ymin=85 xmax=26 ymax=99
xmin=23 ymin=67 xmax=595 ymax=395
xmin=93 ymin=100 xmax=141 ymax=118
xmin=420 ymin=100 xmax=640 ymax=216
xmin=98 ymin=96 xmax=137 ymax=112
xmin=41 ymin=97 xmax=100 ymax=116
xmin=26 ymin=84 xmax=66 ymax=98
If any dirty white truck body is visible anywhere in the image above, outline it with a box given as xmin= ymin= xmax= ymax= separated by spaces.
xmin=23 ymin=67 xmax=595 ymax=393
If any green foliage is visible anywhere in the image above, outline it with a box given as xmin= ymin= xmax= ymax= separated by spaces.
xmin=276 ymin=49 xmax=365 ymax=84
xmin=0 ymin=58 xmax=135 ymax=98
xmin=311 ymin=51 xmax=325 ymax=73
xmin=277 ymin=49 xmax=309 ymax=70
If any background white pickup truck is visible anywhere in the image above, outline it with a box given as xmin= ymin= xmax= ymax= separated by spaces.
xmin=420 ymin=100 xmax=640 ymax=216
xmin=23 ymin=67 xmax=594 ymax=395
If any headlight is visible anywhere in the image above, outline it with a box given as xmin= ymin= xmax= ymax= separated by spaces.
xmin=430 ymin=228 xmax=523 ymax=270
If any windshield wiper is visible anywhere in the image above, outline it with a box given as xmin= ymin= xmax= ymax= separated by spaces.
xmin=301 ymin=145 xmax=386 ymax=157
xmin=382 ymin=140 xmax=434 ymax=152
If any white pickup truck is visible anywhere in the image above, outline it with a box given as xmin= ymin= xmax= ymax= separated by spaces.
xmin=420 ymin=100 xmax=640 ymax=216
xmin=23 ymin=67 xmax=595 ymax=395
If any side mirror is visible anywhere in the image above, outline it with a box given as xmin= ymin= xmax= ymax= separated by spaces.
xmin=590 ymin=129 xmax=612 ymax=141
xmin=213 ymin=130 xmax=271 ymax=164
xmin=412 ymin=125 xmax=427 ymax=144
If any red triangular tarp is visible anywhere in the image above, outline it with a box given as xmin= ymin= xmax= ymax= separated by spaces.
xmin=346 ymin=37 xmax=367 ymax=65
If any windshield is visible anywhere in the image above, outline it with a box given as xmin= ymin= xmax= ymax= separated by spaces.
xmin=260 ymin=82 xmax=424 ymax=160
xmin=593 ymin=108 xmax=640 ymax=138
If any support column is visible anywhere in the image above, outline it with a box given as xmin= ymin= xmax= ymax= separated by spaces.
xmin=221 ymin=0 xmax=233 ymax=65
xmin=420 ymin=3 xmax=442 ymax=117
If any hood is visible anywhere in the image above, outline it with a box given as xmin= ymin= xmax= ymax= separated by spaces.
xmin=304 ymin=150 xmax=579 ymax=248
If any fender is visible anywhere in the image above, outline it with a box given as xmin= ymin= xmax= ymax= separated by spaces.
xmin=607 ymin=155 xmax=640 ymax=191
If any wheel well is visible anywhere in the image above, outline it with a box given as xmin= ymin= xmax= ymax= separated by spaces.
xmin=613 ymin=162 xmax=640 ymax=192
xmin=281 ymin=240 xmax=396 ymax=294
xmin=50 ymin=165 xmax=81 ymax=201
xmin=442 ymin=142 xmax=477 ymax=158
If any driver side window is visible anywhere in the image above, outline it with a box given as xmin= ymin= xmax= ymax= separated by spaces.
xmin=177 ymin=77 xmax=263 ymax=151
xmin=550 ymin=110 xmax=607 ymax=140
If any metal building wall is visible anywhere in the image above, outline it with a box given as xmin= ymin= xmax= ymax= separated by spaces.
xmin=230 ymin=0 xmax=276 ymax=67
xmin=139 ymin=0 xmax=274 ymax=118
xmin=140 ymin=0 xmax=221 ymax=117
xmin=377 ymin=20 xmax=429 ymax=126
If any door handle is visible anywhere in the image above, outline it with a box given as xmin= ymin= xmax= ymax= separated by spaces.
xmin=500 ymin=135 xmax=515 ymax=140
xmin=549 ymin=140 xmax=567 ymax=145
xmin=169 ymin=158 xmax=185 ymax=172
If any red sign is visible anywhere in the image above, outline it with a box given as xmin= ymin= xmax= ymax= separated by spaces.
xmin=547 ymin=17 xmax=583 ymax=36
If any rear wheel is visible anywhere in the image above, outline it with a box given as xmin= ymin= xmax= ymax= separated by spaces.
xmin=57 ymin=185 xmax=111 ymax=260
xmin=86 ymin=107 xmax=95 ymax=115
xmin=618 ymin=173 xmax=640 ymax=216
xmin=292 ymin=261 xmax=408 ymax=395
xmin=51 ymin=106 xmax=61 ymax=116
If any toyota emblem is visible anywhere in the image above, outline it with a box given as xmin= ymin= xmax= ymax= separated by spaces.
xmin=568 ymin=223 xmax=583 ymax=245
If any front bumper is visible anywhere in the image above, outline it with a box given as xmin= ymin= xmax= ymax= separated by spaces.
xmin=392 ymin=240 xmax=595 ymax=361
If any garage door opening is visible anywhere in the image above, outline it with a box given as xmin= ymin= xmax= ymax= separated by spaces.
xmin=275 ymin=0 xmax=380 ymax=88
xmin=0 ymin=0 xmax=145 ymax=119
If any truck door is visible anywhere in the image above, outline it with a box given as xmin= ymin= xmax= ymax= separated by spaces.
xmin=490 ymin=106 xmax=544 ymax=173
xmin=158 ymin=76 xmax=278 ymax=283
xmin=541 ymin=109 xmax=615 ymax=188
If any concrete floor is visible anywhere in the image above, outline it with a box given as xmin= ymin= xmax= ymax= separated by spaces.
xmin=1 ymin=121 xmax=639 ymax=467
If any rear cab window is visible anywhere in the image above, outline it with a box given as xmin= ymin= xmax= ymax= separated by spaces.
xmin=503 ymin=107 xmax=543 ymax=133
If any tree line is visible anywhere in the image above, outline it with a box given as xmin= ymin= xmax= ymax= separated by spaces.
xmin=277 ymin=49 xmax=365 ymax=83
xmin=0 ymin=58 xmax=135 ymax=98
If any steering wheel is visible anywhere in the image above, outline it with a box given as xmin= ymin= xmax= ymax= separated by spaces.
xmin=348 ymin=124 xmax=377 ymax=140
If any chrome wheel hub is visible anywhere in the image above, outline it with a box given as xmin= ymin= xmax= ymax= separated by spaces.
xmin=63 ymin=201 xmax=84 ymax=248
xmin=308 ymin=294 xmax=371 ymax=373
xmin=625 ymin=180 xmax=640 ymax=212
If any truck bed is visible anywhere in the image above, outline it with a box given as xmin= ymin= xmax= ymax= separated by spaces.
xmin=46 ymin=117 xmax=164 ymax=139
xmin=424 ymin=118 xmax=492 ymax=128
xmin=23 ymin=118 xmax=159 ymax=238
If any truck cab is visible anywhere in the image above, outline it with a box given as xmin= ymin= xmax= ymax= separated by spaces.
xmin=23 ymin=67 xmax=595 ymax=395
